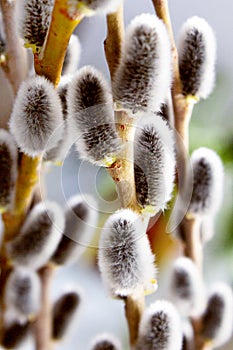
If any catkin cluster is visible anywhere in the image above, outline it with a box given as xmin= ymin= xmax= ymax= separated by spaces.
xmin=0 ymin=1 xmax=232 ymax=350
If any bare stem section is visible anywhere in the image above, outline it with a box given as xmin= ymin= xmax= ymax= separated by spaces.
xmin=34 ymin=0 xmax=84 ymax=86
xmin=104 ymin=2 xmax=124 ymax=80
xmin=34 ymin=266 xmax=55 ymax=350
xmin=0 ymin=0 xmax=28 ymax=94
xmin=124 ymin=292 xmax=145 ymax=347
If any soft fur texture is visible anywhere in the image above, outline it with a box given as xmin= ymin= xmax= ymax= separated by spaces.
xmin=90 ymin=333 xmax=122 ymax=350
xmin=169 ymin=257 xmax=206 ymax=318
xmin=68 ymin=66 xmax=121 ymax=166
xmin=52 ymin=291 xmax=80 ymax=340
xmin=188 ymin=147 xmax=224 ymax=216
xmin=19 ymin=0 xmax=53 ymax=50
xmin=178 ymin=16 xmax=216 ymax=99
xmin=51 ymin=194 xmax=98 ymax=265
xmin=0 ymin=129 xmax=18 ymax=211
xmin=202 ymin=282 xmax=233 ymax=348
xmin=44 ymin=75 xmax=72 ymax=163
xmin=5 ymin=267 xmax=41 ymax=323
xmin=98 ymin=209 xmax=156 ymax=296
xmin=137 ymin=300 xmax=182 ymax=350
xmin=134 ymin=115 xmax=175 ymax=215
xmin=7 ymin=201 xmax=64 ymax=269
xmin=113 ymin=13 xmax=172 ymax=116
xmin=9 ymin=76 xmax=64 ymax=157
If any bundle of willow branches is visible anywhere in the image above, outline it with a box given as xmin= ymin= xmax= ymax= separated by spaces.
xmin=0 ymin=0 xmax=232 ymax=349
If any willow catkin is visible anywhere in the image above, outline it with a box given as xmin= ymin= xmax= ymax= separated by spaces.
xmin=9 ymin=76 xmax=64 ymax=157
xmin=178 ymin=16 xmax=216 ymax=100
xmin=98 ymin=209 xmax=156 ymax=297
xmin=7 ymin=201 xmax=64 ymax=269
xmin=113 ymin=13 xmax=172 ymax=116
xmin=68 ymin=66 xmax=121 ymax=166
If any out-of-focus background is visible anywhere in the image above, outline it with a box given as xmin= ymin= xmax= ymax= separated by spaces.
xmin=0 ymin=0 xmax=232 ymax=349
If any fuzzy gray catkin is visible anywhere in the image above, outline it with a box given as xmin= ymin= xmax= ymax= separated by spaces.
xmin=67 ymin=0 xmax=121 ymax=17
xmin=169 ymin=257 xmax=206 ymax=318
xmin=0 ymin=129 xmax=18 ymax=213
xmin=52 ymin=291 xmax=80 ymax=340
xmin=9 ymin=76 xmax=64 ymax=157
xmin=90 ymin=334 xmax=122 ymax=350
xmin=113 ymin=13 xmax=172 ymax=116
xmin=62 ymin=34 xmax=81 ymax=76
xmin=178 ymin=16 xmax=216 ymax=100
xmin=44 ymin=75 xmax=71 ymax=163
xmin=19 ymin=0 xmax=54 ymax=52
xmin=51 ymin=195 xmax=98 ymax=265
xmin=188 ymin=147 xmax=224 ymax=217
xmin=68 ymin=66 xmax=121 ymax=166
xmin=136 ymin=300 xmax=182 ymax=350
xmin=201 ymin=283 xmax=233 ymax=348
xmin=5 ymin=267 xmax=41 ymax=322
xmin=7 ymin=201 xmax=64 ymax=270
xmin=134 ymin=115 xmax=175 ymax=216
xmin=98 ymin=209 xmax=156 ymax=297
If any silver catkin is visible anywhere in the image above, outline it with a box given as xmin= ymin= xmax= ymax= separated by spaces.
xmin=178 ymin=16 xmax=216 ymax=100
xmin=19 ymin=0 xmax=54 ymax=52
xmin=51 ymin=195 xmax=98 ymax=265
xmin=0 ymin=129 xmax=18 ymax=213
xmin=113 ymin=13 xmax=172 ymax=116
xmin=7 ymin=201 xmax=64 ymax=270
xmin=201 ymin=283 xmax=233 ymax=348
xmin=5 ymin=267 xmax=41 ymax=322
xmin=98 ymin=209 xmax=156 ymax=297
xmin=68 ymin=66 xmax=121 ymax=166
xmin=188 ymin=147 xmax=224 ymax=216
xmin=90 ymin=334 xmax=122 ymax=350
xmin=136 ymin=301 xmax=182 ymax=350
xmin=52 ymin=291 xmax=80 ymax=340
xmin=134 ymin=115 xmax=175 ymax=216
xmin=9 ymin=76 xmax=64 ymax=157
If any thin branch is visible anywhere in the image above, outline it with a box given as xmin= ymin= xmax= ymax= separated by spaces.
xmin=124 ymin=291 xmax=145 ymax=347
xmin=34 ymin=0 xmax=84 ymax=86
xmin=108 ymin=111 xmax=141 ymax=212
xmin=0 ymin=0 xmax=28 ymax=95
xmin=104 ymin=4 xmax=145 ymax=347
xmin=104 ymin=1 xmax=124 ymax=80
xmin=34 ymin=266 xmax=55 ymax=350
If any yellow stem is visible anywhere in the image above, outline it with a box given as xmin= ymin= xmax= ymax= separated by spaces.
xmin=124 ymin=291 xmax=145 ymax=347
xmin=34 ymin=0 xmax=84 ymax=86
xmin=108 ymin=111 xmax=141 ymax=212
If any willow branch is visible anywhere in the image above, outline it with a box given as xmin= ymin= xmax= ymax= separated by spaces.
xmin=34 ymin=266 xmax=55 ymax=350
xmin=104 ymin=1 xmax=124 ymax=80
xmin=34 ymin=0 xmax=84 ymax=86
xmin=104 ymin=4 xmax=145 ymax=347
xmin=124 ymin=292 xmax=145 ymax=347
xmin=0 ymin=0 xmax=28 ymax=95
